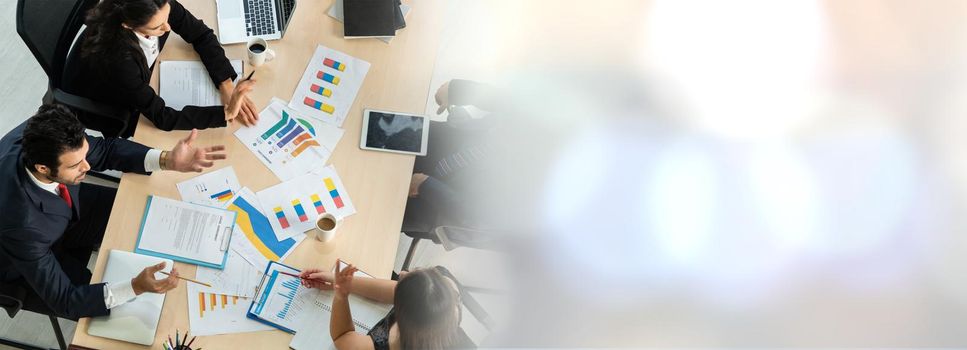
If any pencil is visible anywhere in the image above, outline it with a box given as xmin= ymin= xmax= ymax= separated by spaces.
xmin=277 ymin=271 xmax=305 ymax=279
xmin=161 ymin=271 xmax=212 ymax=288
xmin=182 ymin=331 xmax=188 ymax=348
xmin=186 ymin=335 xmax=197 ymax=348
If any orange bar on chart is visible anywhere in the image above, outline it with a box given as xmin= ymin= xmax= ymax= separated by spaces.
xmin=199 ymin=292 xmax=206 ymax=318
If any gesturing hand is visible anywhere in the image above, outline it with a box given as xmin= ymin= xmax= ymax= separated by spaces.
xmin=225 ymin=79 xmax=257 ymax=125
xmin=409 ymin=173 xmax=429 ymax=198
xmin=434 ymin=81 xmax=450 ymax=115
xmin=333 ymin=262 xmax=357 ymax=297
xmin=299 ymin=268 xmax=334 ymax=290
xmin=167 ymin=129 xmax=227 ymax=173
xmin=131 ymin=262 xmax=179 ymax=295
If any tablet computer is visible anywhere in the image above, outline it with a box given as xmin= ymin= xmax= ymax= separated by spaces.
xmin=360 ymin=109 xmax=429 ymax=156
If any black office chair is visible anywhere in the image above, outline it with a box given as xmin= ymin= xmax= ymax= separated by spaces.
xmin=436 ymin=266 xmax=496 ymax=335
xmin=16 ymin=0 xmax=131 ymax=138
xmin=0 ymin=284 xmax=68 ymax=350
xmin=400 ymin=224 xmax=505 ymax=301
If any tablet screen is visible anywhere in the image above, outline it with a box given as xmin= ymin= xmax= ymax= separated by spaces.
xmin=363 ymin=111 xmax=427 ymax=154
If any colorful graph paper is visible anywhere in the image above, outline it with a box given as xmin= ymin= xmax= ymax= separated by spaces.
xmin=310 ymin=194 xmax=325 ymax=214
xmin=316 ymin=71 xmax=340 ymax=85
xmin=226 ymin=191 xmax=300 ymax=262
xmin=324 ymin=177 xmax=344 ymax=208
xmin=323 ymin=58 xmax=345 ymax=71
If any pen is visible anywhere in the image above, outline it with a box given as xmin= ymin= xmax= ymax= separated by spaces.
xmin=161 ymin=271 xmax=212 ymax=287
xmin=186 ymin=335 xmax=197 ymax=348
xmin=244 ymin=71 xmax=255 ymax=81
xmin=182 ymin=331 xmax=188 ymax=348
xmin=277 ymin=271 xmax=306 ymax=279
xmin=176 ymin=329 xmax=179 ymax=347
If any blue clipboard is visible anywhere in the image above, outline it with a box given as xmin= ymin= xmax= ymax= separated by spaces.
xmin=247 ymin=261 xmax=302 ymax=333
xmin=133 ymin=195 xmax=236 ymax=269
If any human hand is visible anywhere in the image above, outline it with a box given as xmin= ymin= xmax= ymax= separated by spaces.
xmin=225 ymin=79 xmax=256 ymax=125
xmin=167 ymin=129 xmax=227 ymax=172
xmin=434 ymin=81 xmax=450 ymax=115
xmin=409 ymin=173 xmax=429 ymax=197
xmin=299 ymin=268 xmax=334 ymax=290
xmin=237 ymin=95 xmax=259 ymax=126
xmin=333 ymin=262 xmax=357 ymax=297
xmin=131 ymin=262 xmax=179 ymax=295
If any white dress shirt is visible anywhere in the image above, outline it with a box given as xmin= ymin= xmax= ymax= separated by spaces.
xmin=24 ymin=149 xmax=164 ymax=308
xmin=135 ymin=33 xmax=161 ymax=68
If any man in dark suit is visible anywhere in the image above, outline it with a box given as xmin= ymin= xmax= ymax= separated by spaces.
xmin=0 ymin=104 xmax=227 ymax=319
xmin=406 ymin=79 xmax=502 ymax=231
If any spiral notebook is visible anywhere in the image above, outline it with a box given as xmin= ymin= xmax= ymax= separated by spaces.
xmin=288 ymin=260 xmax=392 ymax=350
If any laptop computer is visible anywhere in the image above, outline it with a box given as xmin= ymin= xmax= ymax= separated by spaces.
xmin=87 ymin=250 xmax=173 ymax=345
xmin=216 ymin=0 xmax=298 ymax=45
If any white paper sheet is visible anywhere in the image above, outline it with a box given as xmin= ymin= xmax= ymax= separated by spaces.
xmin=235 ymin=98 xmax=343 ymax=181
xmin=187 ymin=283 xmax=275 ymax=336
xmin=225 ymin=188 xmax=306 ymax=266
xmin=160 ymin=60 xmax=243 ymax=110
xmin=256 ymin=165 xmax=357 ymax=240
xmin=176 ymin=166 xmax=241 ymax=207
xmin=136 ymin=196 xmax=235 ymax=267
xmin=195 ymin=249 xmax=263 ymax=298
xmin=289 ymin=45 xmax=370 ymax=127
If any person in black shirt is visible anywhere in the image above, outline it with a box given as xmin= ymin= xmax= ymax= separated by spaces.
xmin=63 ymin=0 xmax=257 ymax=138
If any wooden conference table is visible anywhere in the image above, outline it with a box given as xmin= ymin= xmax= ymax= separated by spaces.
xmin=70 ymin=0 xmax=443 ymax=348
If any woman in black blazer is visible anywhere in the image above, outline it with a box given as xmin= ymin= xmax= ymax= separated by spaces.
xmin=63 ymin=0 xmax=257 ymax=138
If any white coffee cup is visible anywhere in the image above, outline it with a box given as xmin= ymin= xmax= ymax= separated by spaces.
xmin=314 ymin=213 xmax=340 ymax=242
xmin=247 ymin=38 xmax=275 ymax=67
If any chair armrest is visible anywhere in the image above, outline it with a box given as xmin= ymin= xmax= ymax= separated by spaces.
xmin=0 ymin=284 xmax=26 ymax=318
xmin=433 ymin=225 xmax=501 ymax=251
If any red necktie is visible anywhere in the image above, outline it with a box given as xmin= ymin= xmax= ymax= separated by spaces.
xmin=57 ymin=183 xmax=73 ymax=209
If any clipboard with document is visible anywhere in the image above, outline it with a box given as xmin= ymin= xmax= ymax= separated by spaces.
xmin=134 ymin=195 xmax=236 ymax=269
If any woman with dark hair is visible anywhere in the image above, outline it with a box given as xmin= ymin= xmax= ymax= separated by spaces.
xmin=62 ymin=0 xmax=257 ymax=138
xmin=300 ymin=264 xmax=474 ymax=349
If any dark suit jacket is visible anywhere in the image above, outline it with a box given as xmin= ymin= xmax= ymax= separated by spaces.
xmin=0 ymin=122 xmax=151 ymax=319
xmin=62 ymin=0 xmax=234 ymax=138
xmin=407 ymin=80 xmax=501 ymax=231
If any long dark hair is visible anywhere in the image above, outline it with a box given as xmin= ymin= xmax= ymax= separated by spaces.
xmin=80 ymin=0 xmax=168 ymax=63
xmin=394 ymin=268 xmax=462 ymax=349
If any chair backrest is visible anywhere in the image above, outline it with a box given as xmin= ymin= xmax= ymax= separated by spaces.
xmin=16 ymin=0 xmax=97 ymax=89
xmin=435 ymin=266 xmax=496 ymax=332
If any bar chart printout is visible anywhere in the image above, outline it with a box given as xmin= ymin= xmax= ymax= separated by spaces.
xmin=235 ymin=99 xmax=333 ymax=181
xmin=186 ymin=283 xmax=273 ymax=336
xmin=248 ymin=262 xmax=325 ymax=333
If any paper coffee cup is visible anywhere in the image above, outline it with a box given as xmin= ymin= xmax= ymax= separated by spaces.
xmin=314 ymin=213 xmax=339 ymax=242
